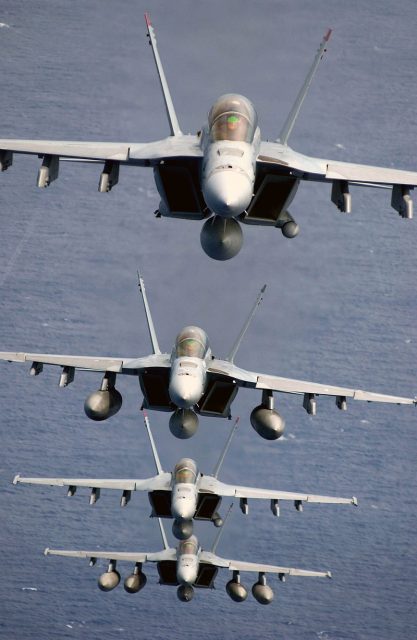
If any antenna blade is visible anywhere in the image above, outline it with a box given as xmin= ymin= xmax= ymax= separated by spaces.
xmin=144 ymin=14 xmax=182 ymax=137
xmin=212 ymin=417 xmax=240 ymax=479
xmin=157 ymin=517 xmax=169 ymax=550
xmin=137 ymin=273 xmax=161 ymax=355
xmin=278 ymin=29 xmax=332 ymax=145
xmin=211 ymin=503 xmax=233 ymax=554
xmin=142 ymin=410 xmax=163 ymax=475
xmin=226 ymin=285 xmax=266 ymax=363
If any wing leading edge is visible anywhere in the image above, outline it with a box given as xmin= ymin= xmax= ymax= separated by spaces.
xmin=199 ymin=476 xmax=357 ymax=506
xmin=199 ymin=551 xmax=331 ymax=579
xmin=208 ymin=359 xmax=416 ymax=411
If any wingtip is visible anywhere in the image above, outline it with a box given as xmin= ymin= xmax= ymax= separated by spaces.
xmin=327 ymin=571 xmax=332 ymax=579
xmin=144 ymin=12 xmax=151 ymax=28
xmin=324 ymin=28 xmax=333 ymax=42
xmin=12 ymin=474 xmax=20 ymax=485
xmin=44 ymin=547 xmax=50 ymax=556
xmin=352 ymin=496 xmax=358 ymax=506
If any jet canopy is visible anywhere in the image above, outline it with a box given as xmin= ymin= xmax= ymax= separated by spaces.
xmin=174 ymin=458 xmax=198 ymax=484
xmin=208 ymin=94 xmax=257 ymax=143
xmin=179 ymin=537 xmax=198 ymax=556
xmin=174 ymin=326 xmax=209 ymax=359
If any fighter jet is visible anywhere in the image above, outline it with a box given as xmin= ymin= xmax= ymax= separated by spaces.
xmin=0 ymin=16 xmax=416 ymax=260
xmin=1 ymin=276 xmax=415 ymax=439
xmin=13 ymin=412 xmax=357 ymax=540
xmin=44 ymin=510 xmax=332 ymax=604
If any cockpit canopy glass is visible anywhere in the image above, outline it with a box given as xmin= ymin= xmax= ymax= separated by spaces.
xmin=175 ymin=326 xmax=209 ymax=359
xmin=179 ymin=538 xmax=198 ymax=556
xmin=208 ymin=94 xmax=257 ymax=143
xmin=174 ymin=460 xmax=197 ymax=485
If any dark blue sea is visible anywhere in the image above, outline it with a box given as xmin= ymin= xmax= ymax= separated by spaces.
xmin=1 ymin=1 xmax=416 ymax=638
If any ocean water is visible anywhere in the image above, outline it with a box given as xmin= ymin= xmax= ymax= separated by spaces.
xmin=0 ymin=1 xmax=416 ymax=639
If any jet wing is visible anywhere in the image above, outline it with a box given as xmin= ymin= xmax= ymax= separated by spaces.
xmin=207 ymin=360 xmax=416 ymax=409
xmin=0 ymin=135 xmax=202 ymax=165
xmin=44 ymin=547 xmax=176 ymax=563
xmin=13 ymin=473 xmax=172 ymax=493
xmin=0 ymin=351 xmax=170 ymax=376
xmin=199 ymin=551 xmax=331 ymax=579
xmin=198 ymin=476 xmax=357 ymax=506
xmin=257 ymin=142 xmax=416 ymax=218
xmin=258 ymin=142 xmax=417 ymax=187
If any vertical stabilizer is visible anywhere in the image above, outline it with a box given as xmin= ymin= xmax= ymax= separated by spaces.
xmin=157 ymin=517 xmax=169 ymax=550
xmin=212 ymin=417 xmax=240 ymax=479
xmin=211 ymin=503 xmax=233 ymax=554
xmin=142 ymin=410 xmax=163 ymax=475
xmin=137 ymin=273 xmax=161 ymax=355
xmin=226 ymin=285 xmax=266 ymax=363
xmin=278 ymin=29 xmax=332 ymax=145
xmin=144 ymin=13 xmax=182 ymax=137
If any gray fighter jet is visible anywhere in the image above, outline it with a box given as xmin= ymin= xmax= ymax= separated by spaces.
xmin=13 ymin=412 xmax=357 ymax=540
xmin=44 ymin=509 xmax=332 ymax=604
xmin=1 ymin=276 xmax=415 ymax=439
xmin=0 ymin=16 xmax=416 ymax=260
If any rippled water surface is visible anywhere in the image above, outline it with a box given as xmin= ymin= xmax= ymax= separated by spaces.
xmin=1 ymin=2 xmax=416 ymax=639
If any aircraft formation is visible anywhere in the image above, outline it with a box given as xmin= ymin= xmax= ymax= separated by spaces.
xmin=2 ymin=14 xmax=417 ymax=606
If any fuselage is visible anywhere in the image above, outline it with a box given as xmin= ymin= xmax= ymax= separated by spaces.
xmin=176 ymin=535 xmax=199 ymax=585
xmin=170 ymin=458 xmax=199 ymax=521
xmin=168 ymin=325 xmax=211 ymax=409
xmin=200 ymin=94 xmax=260 ymax=218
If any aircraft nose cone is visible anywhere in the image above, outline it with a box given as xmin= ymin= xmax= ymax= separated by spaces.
xmin=174 ymin=501 xmax=195 ymax=520
xmin=177 ymin=559 xmax=198 ymax=586
xmin=169 ymin=377 xmax=202 ymax=409
xmin=203 ymin=171 xmax=252 ymax=218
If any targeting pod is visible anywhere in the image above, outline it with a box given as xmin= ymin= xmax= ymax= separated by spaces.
xmin=212 ymin=512 xmax=223 ymax=528
xmin=280 ymin=211 xmax=299 ymax=238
